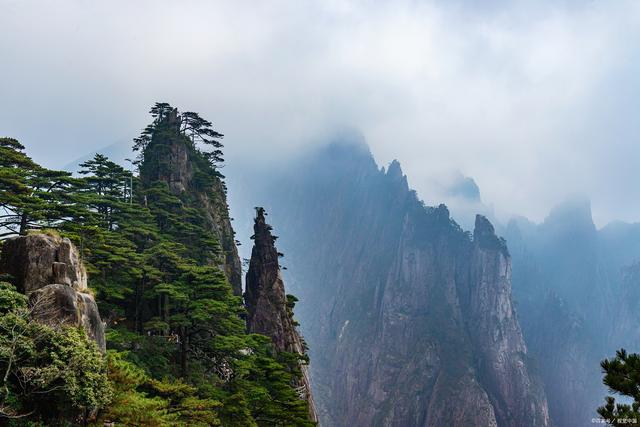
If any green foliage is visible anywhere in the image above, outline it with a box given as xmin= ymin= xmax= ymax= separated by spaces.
xmin=61 ymin=154 xmax=159 ymax=324
xmin=106 ymin=328 xmax=175 ymax=381
xmin=97 ymin=351 xmax=179 ymax=426
xmin=134 ymin=102 xmax=224 ymax=169
xmin=0 ymin=283 xmax=111 ymax=424
xmin=0 ymin=104 xmax=315 ymax=425
xmin=598 ymin=349 xmax=640 ymax=426
xmin=285 ymin=295 xmax=302 ymax=328
xmin=0 ymin=137 xmax=85 ymax=238
xmin=235 ymin=335 xmax=314 ymax=426
xmin=142 ymin=182 xmax=220 ymax=264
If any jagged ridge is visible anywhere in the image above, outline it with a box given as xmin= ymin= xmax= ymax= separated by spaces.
xmin=238 ymin=141 xmax=550 ymax=426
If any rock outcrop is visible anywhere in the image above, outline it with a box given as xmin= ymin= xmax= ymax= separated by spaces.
xmin=0 ymin=233 xmax=87 ymax=294
xmin=245 ymin=207 xmax=318 ymax=423
xmin=464 ymin=216 xmax=549 ymax=427
xmin=0 ymin=233 xmax=105 ymax=352
xmin=235 ymin=141 xmax=550 ymax=426
xmin=30 ymin=283 xmax=106 ymax=351
xmin=140 ymin=108 xmax=242 ymax=295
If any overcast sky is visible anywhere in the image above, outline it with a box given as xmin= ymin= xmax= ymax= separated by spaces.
xmin=2 ymin=0 xmax=640 ymax=226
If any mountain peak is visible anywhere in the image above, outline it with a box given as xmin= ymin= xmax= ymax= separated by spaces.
xmin=474 ymin=214 xmax=509 ymax=256
xmin=387 ymin=159 xmax=403 ymax=178
xmin=385 ymin=159 xmax=409 ymax=190
xmin=543 ymin=196 xmax=595 ymax=233
xmin=446 ymin=174 xmax=481 ymax=202
xmin=244 ymin=207 xmax=318 ymax=422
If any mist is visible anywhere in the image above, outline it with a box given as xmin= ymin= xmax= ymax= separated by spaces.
xmin=2 ymin=0 xmax=640 ymax=225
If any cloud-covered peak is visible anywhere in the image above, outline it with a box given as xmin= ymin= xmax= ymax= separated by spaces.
xmin=1 ymin=0 xmax=640 ymax=225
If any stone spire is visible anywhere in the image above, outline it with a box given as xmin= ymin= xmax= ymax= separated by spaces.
xmin=245 ymin=207 xmax=318 ymax=422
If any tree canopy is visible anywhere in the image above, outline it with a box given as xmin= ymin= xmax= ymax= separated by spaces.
xmin=133 ymin=102 xmax=225 ymax=168
xmin=0 ymin=137 xmax=83 ymax=238
xmin=0 ymin=104 xmax=314 ymax=425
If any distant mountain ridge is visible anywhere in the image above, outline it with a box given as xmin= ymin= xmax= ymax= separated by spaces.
xmin=64 ymin=134 xmax=640 ymax=426
xmin=505 ymin=198 xmax=640 ymax=427
xmin=62 ymin=140 xmax=133 ymax=173
xmin=233 ymin=140 xmax=550 ymax=426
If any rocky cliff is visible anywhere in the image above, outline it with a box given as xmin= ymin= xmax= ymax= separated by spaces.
xmin=245 ymin=207 xmax=318 ymax=422
xmin=504 ymin=199 xmax=640 ymax=427
xmin=140 ymin=108 xmax=242 ymax=295
xmin=0 ymin=233 xmax=87 ymax=294
xmin=232 ymin=140 xmax=550 ymax=426
xmin=0 ymin=233 xmax=105 ymax=351
xmin=465 ymin=217 xmax=549 ymax=427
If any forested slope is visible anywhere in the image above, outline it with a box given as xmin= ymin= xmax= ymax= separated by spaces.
xmin=0 ymin=104 xmax=315 ymax=426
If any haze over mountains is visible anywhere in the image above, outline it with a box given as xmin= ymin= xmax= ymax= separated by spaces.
xmin=31 ymin=111 xmax=640 ymax=425
xmin=223 ymin=134 xmax=640 ymax=426
xmin=228 ymin=139 xmax=550 ymax=426
xmin=3 ymin=1 xmax=640 ymax=425
xmin=52 ymin=93 xmax=640 ymax=426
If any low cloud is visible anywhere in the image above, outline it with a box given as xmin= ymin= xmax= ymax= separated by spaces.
xmin=1 ymin=0 xmax=639 ymax=225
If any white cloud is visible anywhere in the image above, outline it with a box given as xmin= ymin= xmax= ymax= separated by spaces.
xmin=1 ymin=0 xmax=639 ymax=225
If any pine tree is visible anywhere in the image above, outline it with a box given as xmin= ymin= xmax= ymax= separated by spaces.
xmin=0 ymin=137 xmax=84 ymax=237
xmin=0 ymin=104 xmax=316 ymax=425
xmin=62 ymin=154 xmax=158 ymax=323
xmin=598 ymin=349 xmax=640 ymax=426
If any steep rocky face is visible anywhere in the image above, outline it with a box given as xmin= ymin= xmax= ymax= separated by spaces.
xmin=245 ymin=208 xmax=295 ymax=351
xmin=0 ymin=234 xmax=105 ymax=351
xmin=504 ymin=200 xmax=640 ymax=427
xmin=204 ymin=178 xmax=243 ymax=294
xmin=0 ymin=233 xmax=87 ymax=294
xmin=140 ymin=108 xmax=242 ymax=295
xmin=465 ymin=217 xmax=549 ymax=427
xmin=30 ymin=284 xmax=106 ymax=351
xmin=245 ymin=207 xmax=318 ymax=422
xmin=232 ymin=141 xmax=549 ymax=426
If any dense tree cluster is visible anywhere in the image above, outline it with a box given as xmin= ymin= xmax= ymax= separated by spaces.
xmin=0 ymin=281 xmax=111 ymax=424
xmin=133 ymin=102 xmax=224 ymax=169
xmin=0 ymin=138 xmax=83 ymax=237
xmin=598 ymin=349 xmax=640 ymax=426
xmin=0 ymin=104 xmax=314 ymax=425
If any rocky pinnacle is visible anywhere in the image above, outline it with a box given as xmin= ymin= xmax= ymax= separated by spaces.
xmin=245 ymin=207 xmax=318 ymax=422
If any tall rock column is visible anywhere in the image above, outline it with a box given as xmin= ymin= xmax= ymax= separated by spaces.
xmin=463 ymin=215 xmax=550 ymax=427
xmin=139 ymin=108 xmax=243 ymax=295
xmin=245 ymin=207 xmax=318 ymax=422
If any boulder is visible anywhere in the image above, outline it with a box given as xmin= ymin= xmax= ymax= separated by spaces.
xmin=0 ymin=233 xmax=104 ymax=352
xmin=30 ymin=284 xmax=106 ymax=352
xmin=0 ymin=233 xmax=87 ymax=294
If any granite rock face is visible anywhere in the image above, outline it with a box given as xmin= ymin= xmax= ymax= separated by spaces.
xmin=465 ymin=216 xmax=549 ymax=427
xmin=0 ymin=234 xmax=105 ymax=351
xmin=203 ymin=179 xmax=243 ymax=295
xmin=30 ymin=283 xmax=106 ymax=352
xmin=503 ymin=200 xmax=640 ymax=427
xmin=245 ymin=207 xmax=318 ymax=423
xmin=241 ymin=141 xmax=550 ymax=426
xmin=0 ymin=233 xmax=87 ymax=293
xmin=140 ymin=108 xmax=242 ymax=295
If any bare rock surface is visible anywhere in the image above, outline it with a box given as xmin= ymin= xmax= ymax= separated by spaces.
xmin=0 ymin=233 xmax=87 ymax=293
xmin=251 ymin=142 xmax=551 ymax=426
xmin=245 ymin=207 xmax=318 ymax=423
xmin=0 ymin=233 xmax=105 ymax=351
xmin=30 ymin=284 xmax=106 ymax=352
